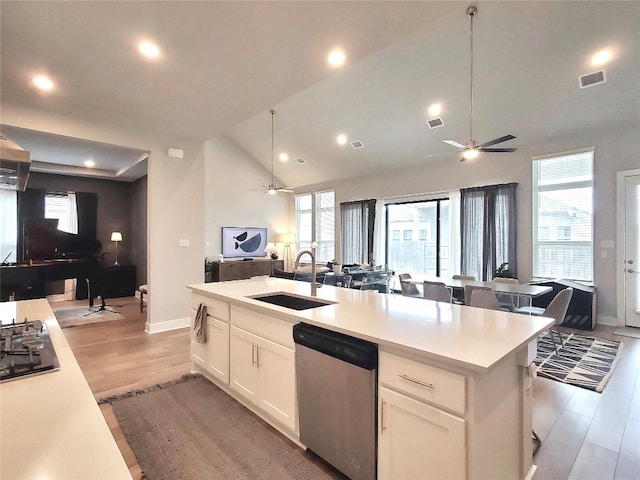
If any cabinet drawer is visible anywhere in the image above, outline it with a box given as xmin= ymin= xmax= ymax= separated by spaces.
xmin=379 ymin=350 xmax=466 ymax=415
xmin=192 ymin=294 xmax=229 ymax=322
xmin=231 ymin=305 xmax=294 ymax=348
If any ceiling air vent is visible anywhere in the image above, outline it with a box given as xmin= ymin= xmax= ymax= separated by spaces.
xmin=295 ymin=157 xmax=305 ymax=164
xmin=427 ymin=118 xmax=444 ymax=129
xmin=350 ymin=140 xmax=364 ymax=149
xmin=579 ymin=70 xmax=606 ymax=89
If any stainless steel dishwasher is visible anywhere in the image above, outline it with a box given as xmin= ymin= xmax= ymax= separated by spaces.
xmin=293 ymin=323 xmax=378 ymax=480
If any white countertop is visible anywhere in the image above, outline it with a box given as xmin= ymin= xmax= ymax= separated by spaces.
xmin=189 ymin=277 xmax=554 ymax=372
xmin=0 ymin=299 xmax=132 ymax=480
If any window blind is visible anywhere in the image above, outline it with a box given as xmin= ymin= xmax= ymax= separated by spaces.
xmin=532 ymin=150 xmax=593 ymax=282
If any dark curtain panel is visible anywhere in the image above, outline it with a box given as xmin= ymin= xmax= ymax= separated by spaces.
xmin=340 ymin=199 xmax=376 ymax=265
xmin=75 ymin=192 xmax=98 ymax=239
xmin=460 ymin=183 xmax=517 ymax=280
xmin=16 ymin=188 xmax=45 ymax=262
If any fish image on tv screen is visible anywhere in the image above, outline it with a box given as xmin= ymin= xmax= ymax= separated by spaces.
xmin=221 ymin=227 xmax=268 ymax=258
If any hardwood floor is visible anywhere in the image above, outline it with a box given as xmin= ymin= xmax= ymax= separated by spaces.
xmin=57 ymin=297 xmax=640 ymax=479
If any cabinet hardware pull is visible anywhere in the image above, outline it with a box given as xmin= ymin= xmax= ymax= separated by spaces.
xmin=380 ymin=398 xmax=386 ymax=434
xmin=257 ymin=345 xmax=261 ymax=367
xmin=398 ymin=374 xmax=434 ymax=389
xmin=251 ymin=343 xmax=256 ymax=366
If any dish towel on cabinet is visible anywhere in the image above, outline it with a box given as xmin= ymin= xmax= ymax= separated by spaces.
xmin=194 ymin=304 xmax=207 ymax=343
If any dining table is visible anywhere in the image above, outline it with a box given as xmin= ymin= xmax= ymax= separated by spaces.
xmin=400 ymin=275 xmax=553 ymax=307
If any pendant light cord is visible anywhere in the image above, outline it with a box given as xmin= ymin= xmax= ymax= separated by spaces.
xmin=270 ymin=109 xmax=275 ymax=185
xmin=469 ymin=9 xmax=475 ymax=142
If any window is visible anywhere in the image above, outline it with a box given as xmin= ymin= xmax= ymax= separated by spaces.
xmin=386 ymin=199 xmax=450 ymax=276
xmin=0 ymin=189 xmax=17 ymax=263
xmin=45 ymin=192 xmax=78 ymax=234
xmin=295 ymin=190 xmax=334 ymax=262
xmin=532 ymin=149 xmax=593 ymax=282
xmin=340 ymin=199 xmax=375 ymax=264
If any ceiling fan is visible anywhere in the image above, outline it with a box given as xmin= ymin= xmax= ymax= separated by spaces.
xmin=443 ymin=5 xmax=517 ymax=162
xmin=260 ymin=109 xmax=292 ymax=194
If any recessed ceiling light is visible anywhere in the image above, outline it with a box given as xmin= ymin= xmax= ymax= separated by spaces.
xmin=336 ymin=134 xmax=348 ymax=145
xmin=32 ymin=75 xmax=54 ymax=91
xmin=138 ymin=40 xmax=161 ymax=59
xmin=327 ymin=48 xmax=346 ymax=68
xmin=84 ymin=159 xmax=95 ymax=167
xmin=592 ymin=49 xmax=612 ymax=67
xmin=278 ymin=153 xmax=289 ymax=162
xmin=428 ymin=103 xmax=442 ymax=117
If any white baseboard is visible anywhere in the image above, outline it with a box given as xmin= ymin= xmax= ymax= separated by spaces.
xmin=598 ymin=315 xmax=623 ymax=327
xmin=145 ymin=316 xmax=190 ymax=334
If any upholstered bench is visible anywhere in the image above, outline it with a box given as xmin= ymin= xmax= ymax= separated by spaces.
xmin=138 ymin=284 xmax=148 ymax=313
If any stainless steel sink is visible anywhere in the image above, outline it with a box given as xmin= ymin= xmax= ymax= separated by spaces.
xmin=249 ymin=292 xmax=336 ymax=310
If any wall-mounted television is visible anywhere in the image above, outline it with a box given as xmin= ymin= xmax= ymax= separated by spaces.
xmin=221 ymin=227 xmax=268 ymax=258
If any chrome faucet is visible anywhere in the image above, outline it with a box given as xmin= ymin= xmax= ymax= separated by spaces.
xmin=294 ymin=245 xmax=319 ymax=296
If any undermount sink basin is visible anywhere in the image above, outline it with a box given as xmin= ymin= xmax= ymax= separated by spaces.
xmin=249 ymin=292 xmax=336 ymax=311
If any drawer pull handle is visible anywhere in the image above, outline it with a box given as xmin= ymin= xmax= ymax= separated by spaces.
xmin=398 ymin=374 xmax=434 ymax=390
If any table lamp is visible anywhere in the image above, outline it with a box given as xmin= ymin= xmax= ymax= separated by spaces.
xmin=111 ymin=231 xmax=123 ymax=265
xmin=264 ymin=242 xmax=278 ymax=260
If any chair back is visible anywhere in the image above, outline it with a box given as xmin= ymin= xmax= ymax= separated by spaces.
xmin=399 ymin=273 xmax=420 ymax=296
xmin=464 ymin=285 xmax=492 ymax=306
xmin=423 ymin=282 xmax=452 ymax=303
xmin=469 ymin=289 xmax=503 ymax=310
xmin=323 ymin=274 xmax=352 ymax=288
xmin=453 ymin=274 xmax=476 ymax=281
xmin=493 ymin=277 xmax=519 ymax=284
xmin=544 ymin=287 xmax=574 ymax=326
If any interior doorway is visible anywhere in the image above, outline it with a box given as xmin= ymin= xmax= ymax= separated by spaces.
xmin=618 ymin=170 xmax=640 ymax=327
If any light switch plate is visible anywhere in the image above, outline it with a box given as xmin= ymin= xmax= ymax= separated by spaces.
xmin=178 ymin=238 xmax=189 ymax=247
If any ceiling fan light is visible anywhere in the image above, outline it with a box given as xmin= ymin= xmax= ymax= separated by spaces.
xmin=268 ymin=187 xmax=277 ymax=195
xmin=463 ymin=148 xmax=479 ymax=160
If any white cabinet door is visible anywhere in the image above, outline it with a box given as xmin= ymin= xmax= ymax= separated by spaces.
xmin=206 ymin=319 xmax=229 ymax=384
xmin=378 ymin=386 xmax=466 ymax=480
xmin=257 ymin=336 xmax=296 ymax=431
xmin=230 ymin=326 xmax=259 ymax=404
xmin=191 ymin=313 xmax=230 ymax=384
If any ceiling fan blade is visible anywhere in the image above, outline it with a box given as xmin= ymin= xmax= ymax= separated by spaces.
xmin=479 ymin=147 xmax=518 ymax=153
xmin=443 ymin=140 xmax=466 ymax=149
xmin=278 ymin=188 xmax=293 ymax=193
xmin=478 ymin=135 xmax=516 ymax=148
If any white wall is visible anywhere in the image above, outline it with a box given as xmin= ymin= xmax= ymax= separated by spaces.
xmin=204 ymin=136 xmax=290 ymax=260
xmin=295 ymin=125 xmax=639 ymax=326
xmin=2 ymin=104 xmax=204 ymax=333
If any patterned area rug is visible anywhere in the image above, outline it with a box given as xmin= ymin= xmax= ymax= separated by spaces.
xmin=53 ymin=306 xmax=124 ymax=328
xmin=534 ymin=331 xmax=622 ymax=393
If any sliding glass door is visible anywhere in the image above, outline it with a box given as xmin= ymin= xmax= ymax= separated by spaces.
xmin=385 ymin=199 xmax=449 ymax=276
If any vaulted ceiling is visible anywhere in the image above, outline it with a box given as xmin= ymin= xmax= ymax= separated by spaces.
xmin=1 ymin=1 xmax=638 ymax=186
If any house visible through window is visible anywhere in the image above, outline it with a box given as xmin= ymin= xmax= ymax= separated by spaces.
xmin=45 ymin=192 xmax=78 ymax=234
xmin=386 ymin=198 xmax=450 ymax=277
xmin=532 ymin=149 xmax=593 ymax=282
xmin=294 ymin=190 xmax=335 ymax=263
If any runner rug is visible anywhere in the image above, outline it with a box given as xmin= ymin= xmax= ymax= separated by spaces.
xmin=534 ymin=331 xmax=622 ymax=393
xmin=99 ymin=374 xmax=336 ymax=480
xmin=53 ymin=306 xmax=124 ymax=328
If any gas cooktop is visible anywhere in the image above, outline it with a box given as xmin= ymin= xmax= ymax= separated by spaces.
xmin=1 ymin=320 xmax=60 ymax=382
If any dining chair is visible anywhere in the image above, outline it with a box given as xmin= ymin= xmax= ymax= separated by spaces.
xmin=452 ymin=274 xmax=476 ymax=280
xmin=516 ymin=287 xmax=574 ymax=354
xmin=492 ymin=277 xmax=519 ymax=310
xmin=324 ymin=274 xmax=352 ymax=288
xmin=468 ymin=289 xmax=503 ymax=310
xmin=423 ymin=281 xmax=452 ymax=303
xmin=463 ymin=285 xmax=493 ymax=306
xmin=399 ymin=273 xmax=421 ymax=297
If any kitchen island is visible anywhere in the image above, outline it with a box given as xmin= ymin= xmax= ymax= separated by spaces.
xmin=188 ymin=277 xmax=553 ymax=480
xmin=0 ymin=299 xmax=132 ymax=480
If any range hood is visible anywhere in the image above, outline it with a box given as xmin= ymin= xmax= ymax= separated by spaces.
xmin=0 ymin=134 xmax=31 ymax=191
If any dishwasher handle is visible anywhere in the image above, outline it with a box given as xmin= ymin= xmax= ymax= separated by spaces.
xmin=293 ymin=323 xmax=377 ymax=370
